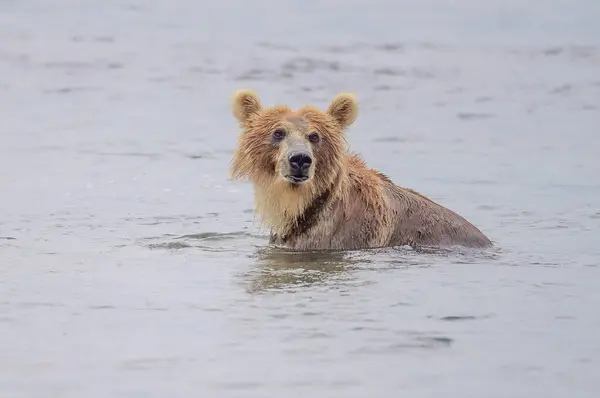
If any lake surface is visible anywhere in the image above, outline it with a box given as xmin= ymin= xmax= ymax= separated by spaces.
xmin=1 ymin=1 xmax=600 ymax=397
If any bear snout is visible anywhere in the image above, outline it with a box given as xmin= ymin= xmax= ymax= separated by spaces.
xmin=288 ymin=152 xmax=312 ymax=174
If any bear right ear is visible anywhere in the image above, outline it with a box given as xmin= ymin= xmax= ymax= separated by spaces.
xmin=232 ymin=89 xmax=262 ymax=124
xmin=326 ymin=92 xmax=359 ymax=129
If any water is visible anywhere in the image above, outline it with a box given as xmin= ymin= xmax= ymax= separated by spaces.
xmin=1 ymin=0 xmax=600 ymax=397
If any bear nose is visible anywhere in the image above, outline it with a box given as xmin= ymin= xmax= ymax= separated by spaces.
xmin=289 ymin=153 xmax=312 ymax=172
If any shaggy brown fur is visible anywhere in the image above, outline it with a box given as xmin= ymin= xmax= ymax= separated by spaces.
xmin=230 ymin=89 xmax=492 ymax=251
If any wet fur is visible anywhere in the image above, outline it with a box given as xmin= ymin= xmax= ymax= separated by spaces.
xmin=230 ymin=90 xmax=492 ymax=251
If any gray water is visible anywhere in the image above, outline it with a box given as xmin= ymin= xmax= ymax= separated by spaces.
xmin=1 ymin=1 xmax=600 ymax=397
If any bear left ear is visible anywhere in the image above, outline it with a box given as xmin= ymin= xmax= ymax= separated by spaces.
xmin=326 ymin=92 xmax=358 ymax=129
xmin=231 ymin=89 xmax=262 ymax=124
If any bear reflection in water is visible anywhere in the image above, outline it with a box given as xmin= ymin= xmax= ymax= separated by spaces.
xmin=246 ymin=247 xmax=361 ymax=293
xmin=230 ymin=89 xmax=493 ymax=251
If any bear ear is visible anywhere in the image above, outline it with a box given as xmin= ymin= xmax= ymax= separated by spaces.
xmin=326 ymin=92 xmax=358 ymax=129
xmin=231 ymin=89 xmax=262 ymax=124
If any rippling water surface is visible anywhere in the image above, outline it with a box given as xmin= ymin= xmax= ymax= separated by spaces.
xmin=1 ymin=1 xmax=600 ymax=397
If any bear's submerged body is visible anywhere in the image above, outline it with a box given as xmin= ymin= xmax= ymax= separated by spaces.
xmin=268 ymin=154 xmax=492 ymax=251
xmin=230 ymin=89 xmax=493 ymax=251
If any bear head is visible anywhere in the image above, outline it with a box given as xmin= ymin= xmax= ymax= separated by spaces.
xmin=230 ymin=90 xmax=358 ymax=193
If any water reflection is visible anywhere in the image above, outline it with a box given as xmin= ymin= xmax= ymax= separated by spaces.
xmin=245 ymin=247 xmax=367 ymax=293
xmin=242 ymin=244 xmax=500 ymax=294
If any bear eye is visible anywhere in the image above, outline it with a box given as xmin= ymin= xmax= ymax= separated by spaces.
xmin=308 ymin=132 xmax=320 ymax=143
xmin=272 ymin=129 xmax=286 ymax=141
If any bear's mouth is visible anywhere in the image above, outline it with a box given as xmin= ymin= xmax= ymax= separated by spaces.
xmin=285 ymin=175 xmax=309 ymax=184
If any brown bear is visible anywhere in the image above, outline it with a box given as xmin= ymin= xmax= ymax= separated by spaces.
xmin=230 ymin=89 xmax=492 ymax=251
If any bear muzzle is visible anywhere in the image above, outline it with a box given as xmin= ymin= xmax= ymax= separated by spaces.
xmin=285 ymin=151 xmax=313 ymax=184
